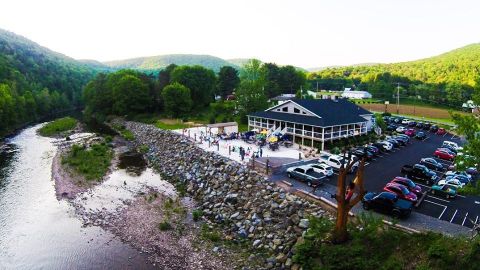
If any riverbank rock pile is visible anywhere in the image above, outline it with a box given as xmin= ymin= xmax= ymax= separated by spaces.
xmin=116 ymin=120 xmax=330 ymax=269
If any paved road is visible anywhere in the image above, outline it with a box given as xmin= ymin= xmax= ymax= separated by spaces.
xmin=271 ymin=128 xmax=480 ymax=233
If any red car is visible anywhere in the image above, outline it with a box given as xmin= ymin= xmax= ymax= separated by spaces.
xmin=389 ymin=177 xmax=422 ymax=196
xmin=404 ymin=128 xmax=416 ymax=137
xmin=434 ymin=148 xmax=455 ymax=161
xmin=383 ymin=183 xmax=418 ymax=202
xmin=436 ymin=128 xmax=446 ymax=135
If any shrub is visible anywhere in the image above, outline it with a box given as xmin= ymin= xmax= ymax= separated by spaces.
xmin=138 ymin=145 xmax=149 ymax=154
xmin=201 ymin=224 xmax=221 ymax=242
xmin=192 ymin=209 xmax=203 ymax=221
xmin=158 ymin=220 xmax=172 ymax=231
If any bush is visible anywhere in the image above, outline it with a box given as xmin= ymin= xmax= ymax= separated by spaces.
xmin=62 ymin=143 xmax=113 ymax=181
xmin=192 ymin=209 xmax=203 ymax=222
xmin=331 ymin=147 xmax=341 ymax=155
xmin=138 ymin=145 xmax=149 ymax=154
xmin=158 ymin=220 xmax=172 ymax=231
xmin=39 ymin=117 xmax=77 ymax=137
xmin=201 ymin=224 xmax=221 ymax=242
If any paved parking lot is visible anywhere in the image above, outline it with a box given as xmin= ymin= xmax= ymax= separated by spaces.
xmin=272 ymin=127 xmax=480 ymax=231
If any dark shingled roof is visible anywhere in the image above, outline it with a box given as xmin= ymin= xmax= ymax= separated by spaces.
xmin=249 ymin=98 xmax=372 ymax=127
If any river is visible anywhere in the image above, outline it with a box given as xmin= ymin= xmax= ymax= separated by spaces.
xmin=0 ymin=125 xmax=156 ymax=269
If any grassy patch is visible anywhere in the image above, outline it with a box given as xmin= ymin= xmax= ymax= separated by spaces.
xmin=192 ymin=209 xmax=203 ymax=222
xmin=200 ymin=224 xmax=222 ymax=242
xmin=458 ymin=182 xmax=480 ymax=196
xmin=39 ymin=117 xmax=77 ymax=136
xmin=155 ymin=120 xmax=191 ymax=130
xmin=293 ymin=215 xmax=480 ymax=270
xmin=138 ymin=145 xmax=149 ymax=154
xmin=62 ymin=143 xmax=113 ymax=181
xmin=158 ymin=220 xmax=173 ymax=231
xmin=112 ymin=124 xmax=135 ymax=141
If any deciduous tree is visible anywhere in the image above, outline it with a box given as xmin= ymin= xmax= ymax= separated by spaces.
xmin=162 ymin=82 xmax=192 ymax=118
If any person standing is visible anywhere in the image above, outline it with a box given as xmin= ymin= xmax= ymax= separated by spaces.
xmin=259 ymin=147 xmax=263 ymax=157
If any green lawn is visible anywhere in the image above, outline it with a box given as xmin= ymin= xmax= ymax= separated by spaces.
xmin=62 ymin=143 xmax=113 ymax=181
xmin=155 ymin=120 xmax=192 ymax=130
xmin=39 ymin=117 xmax=77 ymax=136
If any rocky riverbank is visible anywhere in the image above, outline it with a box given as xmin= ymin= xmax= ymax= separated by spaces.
xmin=115 ymin=119 xmax=331 ymax=269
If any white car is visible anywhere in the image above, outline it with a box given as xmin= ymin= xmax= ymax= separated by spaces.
xmin=445 ymin=170 xmax=472 ymax=181
xmin=401 ymin=119 xmax=410 ymax=125
xmin=396 ymin=126 xmax=406 ymax=133
xmin=442 ymin=141 xmax=463 ymax=151
xmin=309 ymin=163 xmax=334 ymax=177
xmin=437 ymin=179 xmax=464 ymax=189
xmin=318 ymin=153 xmax=359 ymax=173
xmin=378 ymin=141 xmax=393 ymax=151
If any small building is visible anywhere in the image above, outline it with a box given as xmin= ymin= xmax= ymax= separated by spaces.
xmin=341 ymin=89 xmax=372 ymax=99
xmin=248 ymin=98 xmax=374 ymax=150
xmin=269 ymin=94 xmax=296 ymax=105
xmin=207 ymin=122 xmax=238 ymax=135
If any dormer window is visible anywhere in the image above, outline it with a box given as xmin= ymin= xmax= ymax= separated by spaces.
xmin=282 ymin=107 xmax=288 ymax=112
xmin=294 ymin=108 xmax=300 ymax=113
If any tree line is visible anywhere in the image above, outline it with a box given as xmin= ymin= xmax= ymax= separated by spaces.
xmin=0 ymin=29 xmax=95 ymax=137
xmin=309 ymin=44 xmax=480 ymax=108
xmin=83 ymin=60 xmax=307 ymax=122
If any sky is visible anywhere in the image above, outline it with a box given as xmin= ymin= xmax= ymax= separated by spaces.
xmin=0 ymin=0 xmax=479 ymax=68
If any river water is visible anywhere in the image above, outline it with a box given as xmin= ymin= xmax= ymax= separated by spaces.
xmin=0 ymin=125 xmax=156 ymax=270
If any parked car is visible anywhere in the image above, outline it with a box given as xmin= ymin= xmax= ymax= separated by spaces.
xmin=396 ymin=126 xmax=407 ymax=133
xmin=362 ymin=192 xmax=413 ymax=218
xmin=366 ymin=145 xmax=380 ymax=156
xmin=393 ymin=136 xmax=408 ymax=145
xmin=430 ymin=183 xmax=457 ymax=199
xmin=375 ymin=141 xmax=393 ymax=151
xmin=420 ymin=158 xmax=444 ymax=171
xmin=445 ymin=170 xmax=472 ymax=181
xmin=437 ymin=179 xmax=464 ymax=189
xmin=401 ymin=119 xmax=410 ymax=125
xmin=445 ymin=174 xmax=470 ymax=185
xmin=286 ymin=165 xmax=325 ymax=186
xmin=415 ymin=131 xmax=427 ymax=140
xmin=350 ymin=148 xmax=374 ymax=160
xmin=434 ymin=148 xmax=456 ymax=161
xmin=416 ymin=122 xmax=424 ymax=129
xmin=408 ymin=121 xmax=417 ymax=127
xmin=401 ymin=164 xmax=438 ymax=185
xmin=423 ymin=123 xmax=432 ymax=130
xmin=430 ymin=125 xmax=439 ymax=133
xmin=387 ymin=124 xmax=397 ymax=131
xmin=442 ymin=141 xmax=463 ymax=151
xmin=318 ymin=153 xmax=359 ymax=173
xmin=308 ymin=163 xmax=334 ymax=177
xmin=389 ymin=176 xmax=423 ymax=196
xmin=405 ymin=129 xmax=416 ymax=137
xmin=396 ymin=134 xmax=410 ymax=142
xmin=466 ymin=167 xmax=478 ymax=175
xmin=436 ymin=128 xmax=446 ymax=135
xmin=386 ymin=138 xmax=400 ymax=148
xmin=383 ymin=183 xmax=418 ymax=203
xmin=393 ymin=118 xmax=402 ymax=124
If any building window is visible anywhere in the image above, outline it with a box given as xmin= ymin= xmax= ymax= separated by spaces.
xmin=277 ymin=109 xmax=280 ymax=111
xmin=282 ymin=107 xmax=288 ymax=112
xmin=294 ymin=108 xmax=300 ymax=113
xmin=302 ymin=111 xmax=306 ymax=114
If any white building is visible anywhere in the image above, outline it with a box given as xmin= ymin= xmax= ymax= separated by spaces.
xmin=341 ymin=88 xmax=372 ymax=99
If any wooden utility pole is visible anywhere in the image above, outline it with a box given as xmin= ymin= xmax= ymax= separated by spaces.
xmin=332 ymin=152 xmax=367 ymax=243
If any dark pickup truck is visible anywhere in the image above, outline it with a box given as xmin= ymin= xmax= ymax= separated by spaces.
xmin=286 ymin=165 xmax=325 ymax=186
xmin=401 ymin=164 xmax=438 ymax=185
xmin=362 ymin=192 xmax=413 ymax=219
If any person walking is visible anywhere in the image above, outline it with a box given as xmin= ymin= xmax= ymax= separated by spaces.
xmin=240 ymin=147 xmax=245 ymax=161
xmin=259 ymin=147 xmax=263 ymax=157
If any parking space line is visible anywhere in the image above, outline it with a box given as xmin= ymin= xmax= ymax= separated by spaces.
xmin=424 ymin=199 xmax=447 ymax=207
xmin=449 ymin=209 xmax=458 ymax=223
xmin=443 ymin=133 xmax=448 ymax=137
xmin=415 ymin=183 xmax=430 ymax=188
xmin=457 ymin=194 xmax=466 ymax=198
xmin=422 ymin=137 xmax=430 ymax=142
xmin=462 ymin=213 xmax=469 ymax=226
xmin=436 ymin=205 xmax=448 ymax=219
xmin=475 ymin=216 xmax=479 ymax=225
xmin=426 ymin=195 xmax=450 ymax=203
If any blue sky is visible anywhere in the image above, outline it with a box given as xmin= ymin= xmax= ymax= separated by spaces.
xmin=0 ymin=0 xmax=478 ymax=68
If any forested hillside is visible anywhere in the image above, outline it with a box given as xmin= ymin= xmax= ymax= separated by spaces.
xmin=309 ymin=44 xmax=480 ymax=107
xmin=104 ymin=54 xmax=240 ymax=72
xmin=0 ymin=29 xmax=95 ymax=136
